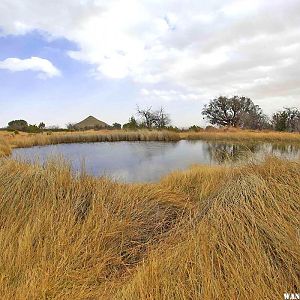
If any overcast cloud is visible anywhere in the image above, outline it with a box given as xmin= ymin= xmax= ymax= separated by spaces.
xmin=0 ymin=0 xmax=299 ymax=125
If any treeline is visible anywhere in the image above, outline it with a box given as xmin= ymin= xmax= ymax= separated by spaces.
xmin=3 ymin=96 xmax=300 ymax=133
xmin=202 ymin=96 xmax=300 ymax=132
xmin=5 ymin=120 xmax=47 ymax=133
xmin=122 ymin=97 xmax=300 ymax=132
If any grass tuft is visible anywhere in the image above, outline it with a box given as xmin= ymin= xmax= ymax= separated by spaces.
xmin=0 ymin=137 xmax=11 ymax=157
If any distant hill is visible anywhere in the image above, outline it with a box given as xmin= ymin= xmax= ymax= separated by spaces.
xmin=75 ymin=116 xmax=109 ymax=130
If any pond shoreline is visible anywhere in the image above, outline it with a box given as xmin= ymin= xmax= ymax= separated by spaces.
xmin=1 ymin=129 xmax=300 ymax=153
xmin=11 ymin=140 xmax=300 ymax=183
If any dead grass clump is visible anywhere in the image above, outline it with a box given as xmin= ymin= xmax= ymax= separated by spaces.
xmin=116 ymin=158 xmax=300 ymax=299
xmin=0 ymin=159 xmax=191 ymax=299
xmin=0 ymin=137 xmax=11 ymax=156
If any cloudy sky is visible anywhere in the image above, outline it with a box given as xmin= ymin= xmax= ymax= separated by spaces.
xmin=0 ymin=0 xmax=300 ymax=128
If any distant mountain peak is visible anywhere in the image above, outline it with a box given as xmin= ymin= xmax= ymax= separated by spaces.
xmin=75 ymin=115 xmax=109 ymax=129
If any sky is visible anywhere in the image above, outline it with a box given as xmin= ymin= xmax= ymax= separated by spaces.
xmin=0 ymin=0 xmax=300 ymax=128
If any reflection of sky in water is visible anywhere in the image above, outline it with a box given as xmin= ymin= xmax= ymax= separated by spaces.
xmin=12 ymin=141 xmax=300 ymax=183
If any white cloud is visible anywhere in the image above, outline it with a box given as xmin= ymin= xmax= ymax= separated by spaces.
xmin=0 ymin=0 xmax=300 ymax=113
xmin=0 ymin=57 xmax=61 ymax=78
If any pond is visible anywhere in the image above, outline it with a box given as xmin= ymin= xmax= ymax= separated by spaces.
xmin=12 ymin=141 xmax=300 ymax=183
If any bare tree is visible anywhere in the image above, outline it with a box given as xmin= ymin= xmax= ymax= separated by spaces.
xmin=136 ymin=106 xmax=156 ymax=128
xmin=153 ymin=107 xmax=171 ymax=128
xmin=136 ymin=106 xmax=171 ymax=129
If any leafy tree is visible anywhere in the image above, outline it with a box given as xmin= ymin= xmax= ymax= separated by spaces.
xmin=38 ymin=122 xmax=46 ymax=130
xmin=123 ymin=116 xmax=139 ymax=130
xmin=8 ymin=120 xmax=28 ymax=131
xmin=189 ymin=125 xmax=203 ymax=132
xmin=165 ymin=125 xmax=180 ymax=132
xmin=202 ymin=96 xmax=268 ymax=129
xmin=66 ymin=123 xmax=77 ymax=131
xmin=112 ymin=123 xmax=122 ymax=129
xmin=272 ymin=108 xmax=300 ymax=132
xmin=27 ymin=125 xmax=41 ymax=133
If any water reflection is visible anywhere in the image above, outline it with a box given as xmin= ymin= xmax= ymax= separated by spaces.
xmin=12 ymin=140 xmax=300 ymax=182
xmin=205 ymin=141 xmax=300 ymax=164
xmin=205 ymin=142 xmax=259 ymax=163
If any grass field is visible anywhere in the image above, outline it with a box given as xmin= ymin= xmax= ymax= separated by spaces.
xmin=182 ymin=129 xmax=300 ymax=143
xmin=0 ymin=156 xmax=299 ymax=299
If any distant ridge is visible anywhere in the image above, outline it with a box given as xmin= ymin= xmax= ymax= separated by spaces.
xmin=75 ymin=116 xmax=109 ymax=130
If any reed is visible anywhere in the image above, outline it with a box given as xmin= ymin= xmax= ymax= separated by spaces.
xmin=9 ymin=130 xmax=181 ymax=148
xmin=0 ymin=156 xmax=299 ymax=299
xmin=182 ymin=129 xmax=300 ymax=143
xmin=0 ymin=137 xmax=11 ymax=157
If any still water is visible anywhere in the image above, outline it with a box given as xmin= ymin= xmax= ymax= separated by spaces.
xmin=12 ymin=141 xmax=300 ymax=182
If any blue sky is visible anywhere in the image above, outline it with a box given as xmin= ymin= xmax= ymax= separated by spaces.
xmin=0 ymin=0 xmax=300 ymax=128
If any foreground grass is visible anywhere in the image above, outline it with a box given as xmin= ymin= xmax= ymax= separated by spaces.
xmin=0 ymin=156 xmax=299 ymax=299
xmin=1 ymin=128 xmax=299 ymax=150
xmin=0 ymin=137 xmax=11 ymax=157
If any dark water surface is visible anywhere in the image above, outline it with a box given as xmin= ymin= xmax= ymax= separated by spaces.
xmin=12 ymin=141 xmax=300 ymax=182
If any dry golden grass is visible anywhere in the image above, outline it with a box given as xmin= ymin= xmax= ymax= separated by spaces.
xmin=0 ymin=158 xmax=191 ymax=299
xmin=182 ymin=128 xmax=300 ymax=143
xmin=0 ymin=156 xmax=299 ymax=299
xmin=0 ymin=137 xmax=11 ymax=157
xmin=7 ymin=130 xmax=181 ymax=149
xmin=117 ymin=158 xmax=300 ymax=299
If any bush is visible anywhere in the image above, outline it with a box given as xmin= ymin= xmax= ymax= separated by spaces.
xmin=189 ymin=125 xmax=203 ymax=132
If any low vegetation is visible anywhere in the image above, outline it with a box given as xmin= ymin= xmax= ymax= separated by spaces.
xmin=0 ymin=156 xmax=299 ymax=298
xmin=0 ymin=137 xmax=11 ymax=157
xmin=182 ymin=128 xmax=300 ymax=143
xmin=7 ymin=130 xmax=181 ymax=148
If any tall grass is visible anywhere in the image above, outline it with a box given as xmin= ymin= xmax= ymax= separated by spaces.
xmin=0 ymin=137 xmax=11 ymax=156
xmin=0 ymin=156 xmax=299 ymax=298
xmin=182 ymin=129 xmax=300 ymax=143
xmin=117 ymin=157 xmax=300 ymax=299
xmin=10 ymin=130 xmax=181 ymax=148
